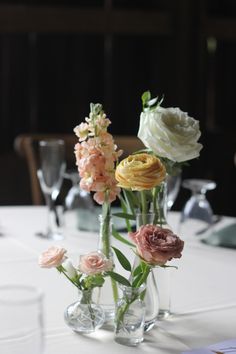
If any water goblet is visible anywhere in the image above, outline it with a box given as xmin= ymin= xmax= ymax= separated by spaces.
xmin=179 ymin=179 xmax=216 ymax=238
xmin=0 ymin=285 xmax=44 ymax=354
xmin=37 ymin=139 xmax=66 ymax=240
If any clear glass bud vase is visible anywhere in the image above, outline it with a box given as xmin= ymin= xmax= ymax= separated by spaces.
xmin=64 ymin=288 xmax=105 ymax=333
xmin=93 ymin=213 xmax=118 ymax=323
xmin=135 ymin=181 xmax=173 ymax=329
xmin=114 ymin=284 xmax=146 ymax=346
xmin=153 ymin=181 xmax=172 ymax=320
xmin=135 ymin=213 xmax=160 ymax=332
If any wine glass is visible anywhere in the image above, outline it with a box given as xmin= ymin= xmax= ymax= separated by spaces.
xmin=179 ymin=179 xmax=216 ymax=238
xmin=36 ymin=139 xmax=66 ymax=240
xmin=166 ymin=173 xmax=181 ymax=211
xmin=63 ymin=171 xmax=95 ymax=233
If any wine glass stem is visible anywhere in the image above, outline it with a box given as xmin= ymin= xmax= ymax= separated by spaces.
xmin=45 ymin=194 xmax=60 ymax=234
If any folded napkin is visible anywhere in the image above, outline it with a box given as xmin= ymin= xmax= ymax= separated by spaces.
xmin=183 ymin=338 xmax=236 ymax=353
xmin=201 ymin=223 xmax=236 ymax=249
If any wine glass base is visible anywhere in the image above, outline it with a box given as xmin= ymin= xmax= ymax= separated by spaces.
xmin=157 ymin=309 xmax=171 ymax=320
xmin=35 ymin=231 xmax=64 ymax=241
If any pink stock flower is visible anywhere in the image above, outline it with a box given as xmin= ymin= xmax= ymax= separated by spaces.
xmin=38 ymin=246 xmax=67 ymax=268
xmin=74 ymin=105 xmax=122 ymax=204
xmin=79 ymin=251 xmax=113 ymax=275
xmin=129 ymin=224 xmax=184 ymax=266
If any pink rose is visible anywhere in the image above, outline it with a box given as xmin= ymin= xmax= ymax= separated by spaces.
xmin=38 ymin=246 xmax=67 ymax=268
xmin=79 ymin=251 xmax=113 ymax=275
xmin=129 ymin=224 xmax=184 ymax=266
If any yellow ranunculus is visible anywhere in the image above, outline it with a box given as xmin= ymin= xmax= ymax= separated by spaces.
xmin=115 ymin=153 xmax=166 ymax=191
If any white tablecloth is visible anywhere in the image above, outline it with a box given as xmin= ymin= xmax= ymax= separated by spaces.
xmin=0 ymin=206 xmax=236 ymax=354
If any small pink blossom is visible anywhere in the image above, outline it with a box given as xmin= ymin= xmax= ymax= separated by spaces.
xmin=129 ymin=224 xmax=184 ymax=266
xmin=74 ymin=123 xmax=89 ymax=141
xmin=79 ymin=251 xmax=113 ymax=275
xmin=38 ymin=246 xmax=67 ymax=268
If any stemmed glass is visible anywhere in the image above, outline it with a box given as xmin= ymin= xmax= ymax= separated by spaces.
xmin=63 ymin=171 xmax=95 ymax=232
xmin=179 ymin=179 xmax=216 ymax=238
xmin=166 ymin=173 xmax=181 ymax=211
xmin=36 ymin=139 xmax=66 ymax=240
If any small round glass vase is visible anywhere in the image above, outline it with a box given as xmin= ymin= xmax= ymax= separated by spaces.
xmin=114 ymin=284 xmax=146 ymax=347
xmin=64 ymin=289 xmax=105 ymax=333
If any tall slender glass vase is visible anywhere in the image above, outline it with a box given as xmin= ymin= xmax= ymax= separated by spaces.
xmin=152 ymin=181 xmax=172 ymax=320
xmin=136 ymin=213 xmax=159 ymax=332
xmin=136 ymin=182 xmax=173 ymax=329
xmin=93 ymin=209 xmax=118 ymax=323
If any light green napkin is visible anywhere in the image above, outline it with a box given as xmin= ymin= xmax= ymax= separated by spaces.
xmin=202 ymin=223 xmax=236 ymax=249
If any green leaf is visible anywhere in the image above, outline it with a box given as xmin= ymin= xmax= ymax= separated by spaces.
xmin=112 ymin=246 xmax=132 ymax=272
xmin=112 ymin=212 xmax=136 ymax=220
xmin=119 ymin=196 xmax=132 ymax=232
xmin=141 ymin=90 xmax=164 ymax=112
xmin=83 ymin=274 xmax=105 ymax=289
xmin=122 ymin=190 xmax=135 ymax=214
xmin=159 ymin=264 xmax=178 ymax=270
xmin=133 ymin=264 xmax=142 ymax=277
xmin=132 ymin=272 xmax=143 ymax=288
xmin=147 ymin=97 xmax=158 ymax=107
xmin=123 ymin=189 xmax=140 ymax=209
xmin=112 ymin=226 xmax=135 ymax=247
xmin=141 ymin=90 xmax=151 ymax=108
xmin=106 ymin=271 xmax=131 ymax=287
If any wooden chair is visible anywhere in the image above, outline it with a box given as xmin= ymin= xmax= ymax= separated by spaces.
xmin=14 ymin=134 xmax=144 ymax=205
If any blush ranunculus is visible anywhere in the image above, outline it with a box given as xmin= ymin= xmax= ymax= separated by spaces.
xmin=79 ymin=251 xmax=113 ymax=275
xmin=115 ymin=153 xmax=166 ymax=191
xmin=38 ymin=246 xmax=67 ymax=268
xmin=129 ymin=224 xmax=184 ymax=266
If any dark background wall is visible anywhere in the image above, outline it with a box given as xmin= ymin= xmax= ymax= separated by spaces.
xmin=0 ymin=0 xmax=236 ymax=216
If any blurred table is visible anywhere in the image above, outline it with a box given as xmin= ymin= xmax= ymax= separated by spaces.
xmin=0 ymin=206 xmax=236 ymax=354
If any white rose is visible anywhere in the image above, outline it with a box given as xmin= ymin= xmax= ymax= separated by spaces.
xmin=138 ymin=106 xmax=203 ymax=162
xmin=63 ymin=259 xmax=77 ymax=279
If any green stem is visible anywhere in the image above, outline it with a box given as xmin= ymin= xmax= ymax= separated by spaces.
xmin=152 ymin=186 xmax=158 ymax=225
xmin=82 ymin=290 xmax=95 ymax=330
xmin=101 ymin=196 xmax=118 ymax=304
xmin=140 ymin=190 xmax=148 ymax=225
xmin=57 ymin=267 xmax=81 ymax=289
xmin=135 ymin=263 xmax=150 ymax=289
xmin=101 ymin=201 xmax=111 ymax=257
xmin=111 ymin=278 xmax=119 ymax=303
xmin=115 ymin=296 xmax=138 ymax=331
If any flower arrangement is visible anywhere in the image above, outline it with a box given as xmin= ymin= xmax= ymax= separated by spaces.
xmin=38 ymin=246 xmax=112 ymax=291
xmin=38 ymin=91 xmax=201 ymax=343
xmin=38 ymin=246 xmax=113 ymax=332
xmin=73 ymin=103 xmax=122 ymax=312
xmin=113 ymin=90 xmax=203 ymax=229
xmin=107 ymin=224 xmax=184 ymax=343
xmin=74 ymin=103 xmax=122 ymax=256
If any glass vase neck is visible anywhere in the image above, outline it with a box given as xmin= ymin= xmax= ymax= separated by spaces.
xmin=119 ymin=284 xmax=146 ymax=299
xmin=154 ymin=181 xmax=168 ymax=225
xmin=79 ymin=288 xmax=93 ymax=304
xmin=137 ymin=181 xmax=168 ymax=227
